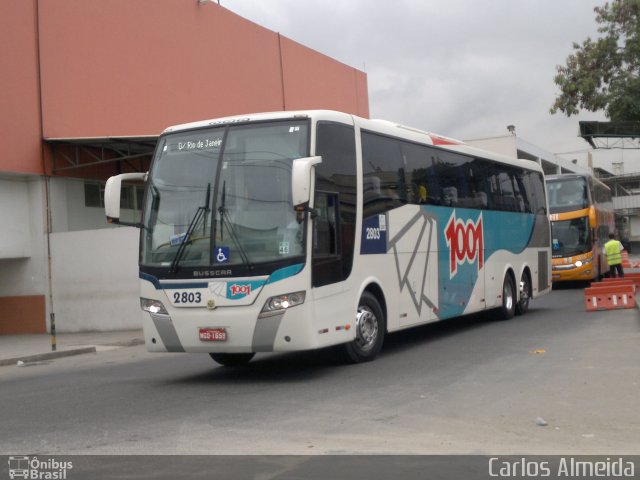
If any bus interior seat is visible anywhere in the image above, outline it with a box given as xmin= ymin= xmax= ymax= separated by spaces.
xmin=442 ymin=186 xmax=458 ymax=206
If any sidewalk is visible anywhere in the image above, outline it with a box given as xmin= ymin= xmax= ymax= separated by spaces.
xmin=0 ymin=330 xmax=144 ymax=367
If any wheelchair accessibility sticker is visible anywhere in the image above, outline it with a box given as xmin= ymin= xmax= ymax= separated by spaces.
xmin=214 ymin=246 xmax=230 ymax=264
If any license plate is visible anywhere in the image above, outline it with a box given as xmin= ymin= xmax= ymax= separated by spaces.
xmin=199 ymin=328 xmax=227 ymax=342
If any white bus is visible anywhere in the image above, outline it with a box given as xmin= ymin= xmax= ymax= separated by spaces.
xmin=105 ymin=110 xmax=551 ymax=366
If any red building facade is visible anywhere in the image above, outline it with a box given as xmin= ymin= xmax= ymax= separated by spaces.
xmin=0 ymin=0 xmax=368 ymax=333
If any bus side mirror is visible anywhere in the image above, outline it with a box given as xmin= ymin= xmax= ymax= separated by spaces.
xmin=105 ymin=172 xmax=147 ymax=226
xmin=291 ymin=156 xmax=322 ymax=208
xmin=588 ymin=206 xmax=597 ymax=229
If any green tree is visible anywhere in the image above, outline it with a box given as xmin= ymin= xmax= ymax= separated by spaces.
xmin=550 ymin=0 xmax=640 ymax=121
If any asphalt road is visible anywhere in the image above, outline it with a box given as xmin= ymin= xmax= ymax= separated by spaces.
xmin=1 ymin=285 xmax=639 ymax=456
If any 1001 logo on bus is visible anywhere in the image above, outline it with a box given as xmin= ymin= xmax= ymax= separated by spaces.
xmin=445 ymin=211 xmax=484 ymax=278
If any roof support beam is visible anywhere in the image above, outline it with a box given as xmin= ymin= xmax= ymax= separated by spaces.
xmin=579 ymin=121 xmax=640 ymax=149
xmin=47 ymin=138 xmax=157 ymax=174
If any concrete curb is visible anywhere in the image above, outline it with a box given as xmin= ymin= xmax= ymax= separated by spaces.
xmin=0 ymin=346 xmax=97 ymax=367
xmin=106 ymin=338 xmax=145 ymax=348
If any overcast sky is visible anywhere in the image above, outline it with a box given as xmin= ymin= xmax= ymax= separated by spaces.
xmin=221 ymin=0 xmax=637 ymax=172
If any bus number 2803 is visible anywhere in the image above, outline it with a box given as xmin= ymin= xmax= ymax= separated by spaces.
xmin=173 ymin=292 xmax=202 ymax=304
xmin=366 ymin=227 xmax=381 ymax=240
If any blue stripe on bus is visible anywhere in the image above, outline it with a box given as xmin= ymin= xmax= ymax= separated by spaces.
xmin=424 ymin=206 xmax=536 ymax=318
xmin=266 ymin=263 xmax=304 ymax=284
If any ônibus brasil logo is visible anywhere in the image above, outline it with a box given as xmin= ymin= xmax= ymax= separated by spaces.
xmin=8 ymin=456 xmax=73 ymax=479
xmin=445 ymin=211 xmax=484 ymax=279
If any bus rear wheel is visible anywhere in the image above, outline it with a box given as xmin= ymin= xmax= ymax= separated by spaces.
xmin=498 ymin=274 xmax=516 ymax=320
xmin=209 ymin=353 xmax=255 ymax=367
xmin=515 ymin=271 xmax=531 ymax=315
xmin=342 ymin=292 xmax=386 ymax=363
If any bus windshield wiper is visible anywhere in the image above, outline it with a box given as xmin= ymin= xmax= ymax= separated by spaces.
xmin=218 ymin=181 xmax=254 ymax=270
xmin=170 ymin=183 xmax=211 ymax=273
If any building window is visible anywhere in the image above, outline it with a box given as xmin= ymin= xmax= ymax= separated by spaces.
xmin=84 ymin=182 xmax=105 ymax=208
xmin=84 ymin=181 xmax=143 ymax=210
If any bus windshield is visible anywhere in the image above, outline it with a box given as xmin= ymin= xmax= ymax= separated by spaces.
xmin=551 ymin=216 xmax=592 ymax=257
xmin=141 ymin=120 xmax=309 ymax=269
xmin=547 ymin=177 xmax=589 ymax=213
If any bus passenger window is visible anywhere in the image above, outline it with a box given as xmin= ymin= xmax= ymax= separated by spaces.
xmin=361 ymin=131 xmax=406 ymax=216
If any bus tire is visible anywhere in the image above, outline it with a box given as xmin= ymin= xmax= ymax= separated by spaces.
xmin=209 ymin=353 xmax=255 ymax=367
xmin=342 ymin=291 xmax=386 ymax=363
xmin=498 ymin=273 xmax=516 ymax=320
xmin=515 ymin=270 xmax=531 ymax=315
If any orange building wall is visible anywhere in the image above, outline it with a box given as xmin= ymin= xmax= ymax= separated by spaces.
xmin=0 ymin=295 xmax=46 ymax=334
xmin=36 ymin=0 xmax=368 ymax=141
xmin=280 ymin=36 xmax=369 ymax=118
xmin=0 ymin=0 xmax=44 ymax=175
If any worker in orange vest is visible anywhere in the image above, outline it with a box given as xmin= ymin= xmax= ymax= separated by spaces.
xmin=605 ymin=233 xmax=625 ymax=278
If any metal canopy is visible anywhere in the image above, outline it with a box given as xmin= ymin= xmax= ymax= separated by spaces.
xmin=47 ymin=136 xmax=158 ymax=174
xmin=579 ymin=121 xmax=640 ymax=149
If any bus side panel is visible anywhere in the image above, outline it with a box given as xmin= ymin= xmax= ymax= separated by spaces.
xmin=386 ymin=205 xmax=440 ymax=328
xmin=361 ymin=204 xmax=545 ymax=329
xmin=309 ymin=279 xmax=363 ymax=348
xmin=422 ymin=206 xmax=536 ymax=319
xmin=429 ymin=207 xmax=484 ymax=320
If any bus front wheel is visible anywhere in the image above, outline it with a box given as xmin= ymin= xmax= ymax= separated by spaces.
xmin=498 ymin=274 xmax=516 ymax=320
xmin=342 ymin=292 xmax=386 ymax=363
xmin=209 ymin=352 xmax=255 ymax=367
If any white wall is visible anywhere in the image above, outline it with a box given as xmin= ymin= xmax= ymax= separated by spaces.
xmin=50 ymin=177 xmax=112 ymax=232
xmin=50 ymin=177 xmax=142 ymax=233
xmin=46 ymin=176 xmax=144 ymax=332
xmin=48 ymin=176 xmax=69 ymax=233
xmin=465 ymin=136 xmax=518 ymax=159
xmin=0 ymin=176 xmax=48 ymax=296
xmin=0 ymin=177 xmax=32 ymax=258
xmin=1 ymin=175 xmax=143 ymax=332
xmin=614 ymin=194 xmax=640 ymax=211
xmin=630 ymin=216 xmax=640 ymax=241
xmin=465 ymin=135 xmax=591 ymax=176
xmin=50 ymin=227 xmax=141 ymax=332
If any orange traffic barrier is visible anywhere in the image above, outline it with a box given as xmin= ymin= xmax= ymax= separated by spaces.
xmin=592 ymin=279 xmax=636 ymax=291
xmin=585 ymin=284 xmax=636 ymax=311
xmin=601 ymin=274 xmax=640 ymax=289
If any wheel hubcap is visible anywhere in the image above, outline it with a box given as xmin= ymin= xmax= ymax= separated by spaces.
xmin=504 ymin=281 xmax=514 ymax=310
xmin=355 ymin=306 xmax=378 ymax=352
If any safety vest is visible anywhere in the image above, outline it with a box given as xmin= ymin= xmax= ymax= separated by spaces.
xmin=605 ymin=239 xmax=623 ymax=266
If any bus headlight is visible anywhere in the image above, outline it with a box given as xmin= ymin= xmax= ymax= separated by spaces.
xmin=140 ymin=298 xmax=168 ymax=315
xmin=260 ymin=291 xmax=306 ymax=317
xmin=575 ymin=258 xmax=592 ymax=268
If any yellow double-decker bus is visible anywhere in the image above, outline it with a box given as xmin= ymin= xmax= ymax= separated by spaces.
xmin=547 ymin=173 xmax=615 ymax=282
